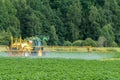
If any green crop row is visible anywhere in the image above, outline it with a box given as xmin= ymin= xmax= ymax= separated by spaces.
xmin=0 ymin=57 xmax=120 ymax=80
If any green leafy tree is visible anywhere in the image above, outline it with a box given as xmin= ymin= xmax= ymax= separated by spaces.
xmin=101 ymin=24 xmax=115 ymax=47
xmin=111 ymin=41 xmax=118 ymax=47
xmin=81 ymin=38 xmax=97 ymax=47
xmin=13 ymin=0 xmax=41 ymax=38
xmin=97 ymin=36 xmax=106 ymax=47
xmin=65 ymin=0 xmax=82 ymax=41
xmin=89 ymin=6 xmax=102 ymax=40
xmin=0 ymin=31 xmax=11 ymax=45
xmin=0 ymin=0 xmax=20 ymax=37
xmin=72 ymin=40 xmax=83 ymax=46
xmin=48 ymin=26 xmax=58 ymax=45
xmin=0 ymin=0 xmax=120 ymax=46
xmin=63 ymin=41 xmax=72 ymax=46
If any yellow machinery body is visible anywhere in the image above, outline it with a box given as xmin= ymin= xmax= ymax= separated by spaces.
xmin=10 ymin=36 xmax=43 ymax=56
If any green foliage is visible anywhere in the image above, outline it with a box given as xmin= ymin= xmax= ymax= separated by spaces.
xmin=0 ymin=57 xmax=120 ymax=79
xmin=48 ymin=25 xmax=58 ymax=45
xmin=63 ymin=41 xmax=72 ymax=46
xmin=0 ymin=31 xmax=11 ymax=45
xmin=43 ymin=41 xmax=47 ymax=46
xmin=97 ymin=36 xmax=106 ymax=47
xmin=0 ymin=0 xmax=120 ymax=46
xmin=101 ymin=24 xmax=115 ymax=47
xmin=65 ymin=0 xmax=82 ymax=41
xmin=111 ymin=41 xmax=118 ymax=47
xmin=72 ymin=40 xmax=83 ymax=46
xmin=81 ymin=38 xmax=97 ymax=47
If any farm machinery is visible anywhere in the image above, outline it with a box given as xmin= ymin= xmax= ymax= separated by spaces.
xmin=9 ymin=36 xmax=49 ymax=56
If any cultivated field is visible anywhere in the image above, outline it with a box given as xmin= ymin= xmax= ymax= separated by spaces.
xmin=0 ymin=57 xmax=120 ymax=80
xmin=0 ymin=46 xmax=120 ymax=80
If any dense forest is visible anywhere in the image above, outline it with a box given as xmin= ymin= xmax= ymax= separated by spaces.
xmin=0 ymin=0 xmax=120 ymax=47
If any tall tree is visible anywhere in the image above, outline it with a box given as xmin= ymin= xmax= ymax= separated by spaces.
xmin=101 ymin=24 xmax=115 ymax=47
xmin=48 ymin=25 xmax=58 ymax=45
xmin=88 ymin=6 xmax=102 ymax=40
xmin=0 ymin=0 xmax=20 ymax=37
xmin=66 ymin=0 xmax=82 ymax=41
xmin=13 ymin=0 xmax=41 ymax=38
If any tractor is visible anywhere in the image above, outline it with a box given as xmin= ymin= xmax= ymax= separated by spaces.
xmin=9 ymin=35 xmax=49 ymax=56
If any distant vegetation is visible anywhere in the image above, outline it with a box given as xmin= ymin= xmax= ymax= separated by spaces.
xmin=0 ymin=0 xmax=120 ymax=46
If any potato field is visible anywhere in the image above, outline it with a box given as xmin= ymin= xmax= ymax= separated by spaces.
xmin=0 ymin=52 xmax=120 ymax=80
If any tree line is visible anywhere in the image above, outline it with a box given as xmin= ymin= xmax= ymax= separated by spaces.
xmin=0 ymin=0 xmax=120 ymax=47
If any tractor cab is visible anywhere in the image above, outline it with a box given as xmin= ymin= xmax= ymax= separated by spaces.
xmin=27 ymin=36 xmax=49 ymax=56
